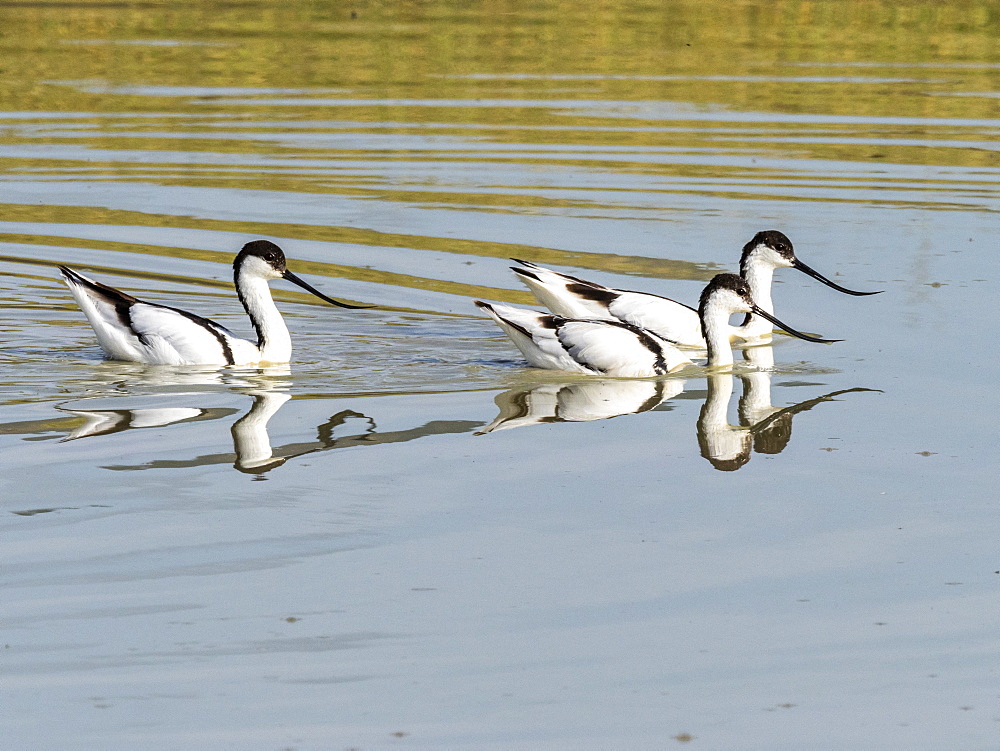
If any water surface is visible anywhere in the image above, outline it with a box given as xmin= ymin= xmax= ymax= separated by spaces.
xmin=2 ymin=2 xmax=999 ymax=749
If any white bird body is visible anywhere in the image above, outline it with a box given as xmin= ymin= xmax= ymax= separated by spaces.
xmin=476 ymin=301 xmax=692 ymax=377
xmin=513 ymin=263 xmax=705 ymax=347
xmin=477 ymin=273 xmax=837 ymax=378
xmin=512 ymin=230 xmax=879 ymax=348
xmin=60 ymin=240 xmax=368 ymax=366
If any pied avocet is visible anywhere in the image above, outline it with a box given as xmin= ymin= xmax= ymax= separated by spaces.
xmin=60 ymin=240 xmax=369 ymax=366
xmin=512 ymin=230 xmax=879 ymax=347
xmin=476 ymin=273 xmax=838 ymax=378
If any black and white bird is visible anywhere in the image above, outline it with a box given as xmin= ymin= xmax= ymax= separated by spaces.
xmin=476 ymin=273 xmax=838 ymax=378
xmin=60 ymin=240 xmax=369 ymax=366
xmin=511 ymin=230 xmax=880 ymax=347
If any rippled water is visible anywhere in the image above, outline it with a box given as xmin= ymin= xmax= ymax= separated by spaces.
xmin=3 ymin=2 xmax=1000 ymax=748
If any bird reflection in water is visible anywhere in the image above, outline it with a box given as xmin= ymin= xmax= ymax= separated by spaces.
xmin=698 ymin=346 xmax=878 ymax=470
xmin=57 ymin=365 xmax=285 ymax=442
xmin=480 ymin=345 xmax=877 ymax=472
xmin=51 ymin=366 xmax=480 ymax=476
xmin=697 ymin=372 xmax=752 ymax=471
xmin=59 ymin=404 xmax=235 ymax=441
xmin=477 ymin=377 xmax=686 ymax=434
xmin=228 ymin=396 xmax=374 ymax=475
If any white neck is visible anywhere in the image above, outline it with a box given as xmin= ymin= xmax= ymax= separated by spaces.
xmin=237 ymin=272 xmax=292 ymax=363
xmin=738 ymin=261 xmax=775 ymax=338
xmin=701 ymin=295 xmax=737 ymax=368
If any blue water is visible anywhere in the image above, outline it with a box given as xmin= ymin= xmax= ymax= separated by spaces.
xmin=2 ymin=6 xmax=1000 ymax=749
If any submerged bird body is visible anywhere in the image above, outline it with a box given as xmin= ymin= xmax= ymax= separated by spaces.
xmin=477 ymin=273 xmax=836 ymax=378
xmin=60 ymin=240 xmax=367 ymax=366
xmin=512 ymin=230 xmax=879 ymax=347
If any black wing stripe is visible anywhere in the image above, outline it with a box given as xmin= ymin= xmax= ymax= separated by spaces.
xmin=511 ymin=267 xmax=541 ymax=283
xmin=155 ymin=303 xmax=236 ymax=365
xmin=60 ymin=265 xmax=137 ymax=331
xmin=129 ymin=301 xmax=236 ymax=366
xmin=565 ymin=282 xmax=617 ymax=306
xmin=558 ymin=318 xmax=670 ymax=376
xmin=554 ymin=321 xmax=602 ymax=374
xmin=511 ymin=259 xmax=610 ymax=288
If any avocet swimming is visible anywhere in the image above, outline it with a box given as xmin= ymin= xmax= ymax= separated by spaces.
xmin=512 ymin=230 xmax=880 ymax=347
xmin=476 ymin=273 xmax=838 ymax=378
xmin=60 ymin=240 xmax=369 ymax=366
